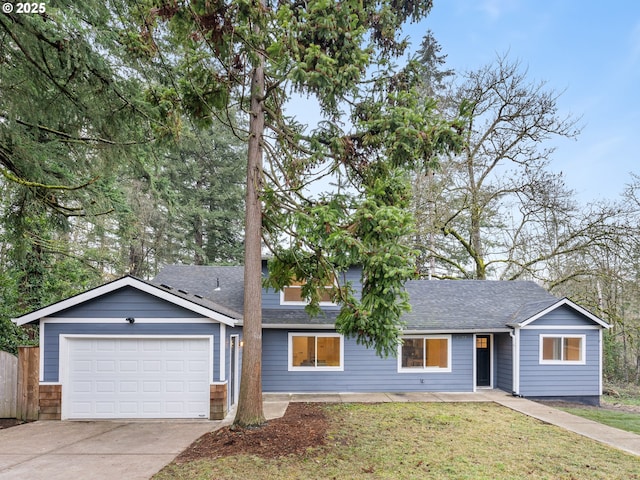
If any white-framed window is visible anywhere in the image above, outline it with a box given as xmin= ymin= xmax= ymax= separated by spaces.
xmin=398 ymin=335 xmax=452 ymax=372
xmin=539 ymin=334 xmax=585 ymax=365
xmin=288 ymin=332 xmax=344 ymax=371
xmin=280 ymin=279 xmax=336 ymax=306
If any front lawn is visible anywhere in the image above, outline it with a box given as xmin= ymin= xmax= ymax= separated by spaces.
xmin=559 ymin=406 xmax=640 ymax=435
xmin=154 ymin=402 xmax=640 ymax=480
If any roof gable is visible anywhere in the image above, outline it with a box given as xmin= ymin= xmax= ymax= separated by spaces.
xmin=12 ymin=276 xmax=241 ymax=326
xmin=512 ymin=298 xmax=610 ymax=328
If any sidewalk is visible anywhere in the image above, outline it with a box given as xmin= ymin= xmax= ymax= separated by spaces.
xmin=262 ymin=390 xmax=640 ymax=457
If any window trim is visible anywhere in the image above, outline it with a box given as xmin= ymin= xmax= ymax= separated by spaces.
xmin=288 ymin=332 xmax=344 ymax=371
xmin=539 ymin=334 xmax=586 ymax=365
xmin=398 ymin=335 xmax=452 ymax=373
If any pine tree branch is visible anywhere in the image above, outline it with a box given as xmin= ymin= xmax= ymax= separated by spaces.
xmin=15 ymin=119 xmax=144 ymax=146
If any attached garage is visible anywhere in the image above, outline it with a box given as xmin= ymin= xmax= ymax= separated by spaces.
xmin=12 ymin=276 xmax=243 ymax=421
xmin=62 ymin=336 xmax=212 ymax=420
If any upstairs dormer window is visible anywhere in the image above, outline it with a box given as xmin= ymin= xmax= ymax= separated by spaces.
xmin=280 ymin=279 xmax=336 ymax=306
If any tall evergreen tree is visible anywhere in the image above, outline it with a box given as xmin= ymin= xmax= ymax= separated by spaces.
xmin=135 ymin=0 xmax=465 ymax=426
xmin=0 ymin=2 xmax=246 ymax=346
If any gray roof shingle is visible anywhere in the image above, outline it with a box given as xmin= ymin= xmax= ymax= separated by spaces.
xmin=153 ymin=265 xmax=245 ymax=314
xmin=152 ymin=266 xmax=560 ymax=331
xmin=402 ymin=280 xmax=558 ymax=330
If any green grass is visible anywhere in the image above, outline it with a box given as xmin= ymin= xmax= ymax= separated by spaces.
xmin=154 ymin=403 xmax=640 ymax=480
xmin=560 ymin=407 xmax=640 ymax=435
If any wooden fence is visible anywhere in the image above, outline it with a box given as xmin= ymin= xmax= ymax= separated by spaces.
xmin=16 ymin=346 xmax=39 ymax=421
xmin=0 ymin=350 xmax=17 ymax=418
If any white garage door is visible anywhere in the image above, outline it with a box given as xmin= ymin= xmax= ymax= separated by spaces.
xmin=65 ymin=337 xmax=211 ymax=419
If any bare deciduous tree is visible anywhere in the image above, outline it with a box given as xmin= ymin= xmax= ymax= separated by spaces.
xmin=414 ymin=55 xmax=582 ymax=280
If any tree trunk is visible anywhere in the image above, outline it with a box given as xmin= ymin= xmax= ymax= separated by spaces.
xmin=466 ymin=152 xmax=486 ymax=280
xmin=194 ymin=216 xmax=204 ymax=265
xmin=234 ymin=57 xmax=266 ymax=427
xmin=470 ymin=206 xmax=486 ymax=279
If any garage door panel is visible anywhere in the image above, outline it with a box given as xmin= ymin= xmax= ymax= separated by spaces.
xmin=66 ymin=337 xmax=211 ymax=419
xmin=189 ymin=360 xmax=207 ymax=371
xmin=190 ymin=341 xmax=208 ymax=351
xmin=95 ymin=402 xmax=116 ymax=414
xmin=118 ymin=402 xmax=137 ymax=414
xmin=119 ymin=381 xmax=137 ymax=392
xmin=166 ymin=360 xmax=184 ymax=372
xmin=188 ymin=381 xmax=208 ymax=393
xmin=166 ymin=381 xmax=184 ymax=392
xmin=97 ymin=360 xmax=116 ymax=372
xmin=71 ymin=402 xmax=92 ymax=414
xmin=74 ymin=360 xmax=92 ymax=373
xmin=97 ymin=340 xmax=116 ymax=351
xmin=166 ymin=341 xmax=186 ymax=352
xmin=142 ymin=360 xmax=161 ymax=372
xmin=96 ymin=381 xmax=115 ymax=393
xmin=119 ymin=360 xmax=138 ymax=372
xmin=143 ymin=341 xmax=161 ymax=352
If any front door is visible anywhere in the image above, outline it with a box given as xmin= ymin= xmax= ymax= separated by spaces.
xmin=476 ymin=335 xmax=491 ymax=387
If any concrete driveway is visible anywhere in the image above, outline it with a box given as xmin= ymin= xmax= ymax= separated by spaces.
xmin=0 ymin=420 xmax=217 ymax=480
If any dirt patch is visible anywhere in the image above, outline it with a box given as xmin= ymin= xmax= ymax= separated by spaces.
xmin=603 ymin=402 xmax=640 ymax=414
xmin=0 ymin=419 xmax=26 ymax=430
xmin=175 ymin=403 xmax=328 ymax=463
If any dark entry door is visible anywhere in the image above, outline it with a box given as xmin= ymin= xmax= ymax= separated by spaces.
xmin=476 ymin=335 xmax=491 ymax=387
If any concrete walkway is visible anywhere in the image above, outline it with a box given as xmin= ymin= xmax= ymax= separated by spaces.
xmin=263 ymin=390 xmax=640 ymax=457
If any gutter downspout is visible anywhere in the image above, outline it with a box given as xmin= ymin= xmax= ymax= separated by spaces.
xmin=509 ymin=326 xmax=521 ymax=396
xmin=599 ymin=328 xmax=603 ymax=396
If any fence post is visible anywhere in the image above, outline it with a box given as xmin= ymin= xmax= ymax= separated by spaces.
xmin=17 ymin=346 xmax=39 ymax=421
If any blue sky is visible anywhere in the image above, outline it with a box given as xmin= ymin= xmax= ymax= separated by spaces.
xmin=406 ymin=0 xmax=640 ymax=202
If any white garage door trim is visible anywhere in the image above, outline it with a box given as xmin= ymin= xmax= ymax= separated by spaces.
xmin=60 ymin=335 xmax=213 ymax=420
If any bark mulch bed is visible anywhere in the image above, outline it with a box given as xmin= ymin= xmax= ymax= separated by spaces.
xmin=175 ymin=403 xmax=329 ymax=463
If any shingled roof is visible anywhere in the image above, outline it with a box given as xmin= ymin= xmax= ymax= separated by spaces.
xmin=153 ymin=265 xmax=245 ymax=314
xmin=402 ymin=280 xmax=558 ymax=331
xmin=152 ymin=265 xmax=564 ymax=331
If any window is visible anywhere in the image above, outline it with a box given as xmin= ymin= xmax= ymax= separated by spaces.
xmin=280 ymin=279 xmax=335 ymax=305
xmin=399 ymin=336 xmax=451 ymax=372
xmin=540 ymin=335 xmax=585 ymax=364
xmin=288 ymin=333 xmax=343 ymax=371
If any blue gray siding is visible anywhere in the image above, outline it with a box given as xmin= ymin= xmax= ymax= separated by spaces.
xmin=519 ymin=327 xmax=600 ymax=397
xmin=54 ymin=287 xmax=206 ymax=318
xmin=42 ymin=322 xmax=220 ymax=382
xmin=262 ymin=330 xmax=474 ymax=393
xmin=494 ymin=333 xmax=512 ymax=392
xmin=527 ymin=305 xmax=594 ymax=326
xmin=517 ymin=305 xmax=603 ymax=397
